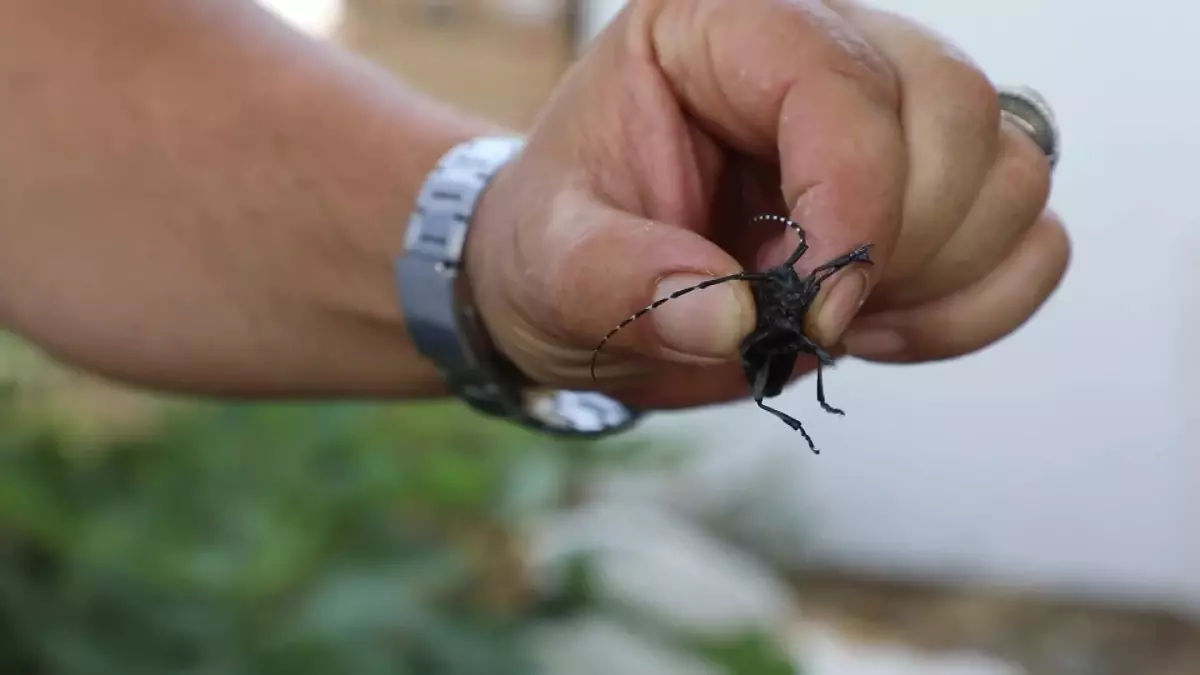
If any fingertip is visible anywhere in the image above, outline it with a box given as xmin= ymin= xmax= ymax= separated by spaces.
xmin=842 ymin=212 xmax=1071 ymax=364
xmin=1044 ymin=209 xmax=1071 ymax=276
xmin=650 ymin=272 xmax=756 ymax=362
xmin=549 ymin=205 xmax=759 ymax=369
xmin=807 ymin=267 xmax=871 ymax=347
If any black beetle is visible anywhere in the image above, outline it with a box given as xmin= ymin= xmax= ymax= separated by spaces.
xmin=589 ymin=214 xmax=874 ymax=453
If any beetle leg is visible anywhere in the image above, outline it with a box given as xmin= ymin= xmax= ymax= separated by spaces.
xmin=798 ymin=334 xmax=837 ymax=366
xmin=752 ymin=362 xmax=819 ymax=454
xmin=794 ymin=335 xmax=843 ymax=416
xmin=815 ymin=361 xmax=844 ymax=416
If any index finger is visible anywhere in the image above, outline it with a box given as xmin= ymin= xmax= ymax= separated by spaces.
xmin=638 ymin=0 xmax=907 ymax=344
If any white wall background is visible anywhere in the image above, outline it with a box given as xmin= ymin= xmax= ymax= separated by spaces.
xmin=582 ymin=0 xmax=1200 ymax=617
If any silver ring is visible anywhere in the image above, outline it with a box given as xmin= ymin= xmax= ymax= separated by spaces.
xmin=998 ymin=85 xmax=1060 ymax=170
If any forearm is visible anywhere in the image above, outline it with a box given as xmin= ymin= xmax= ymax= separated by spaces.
xmin=0 ymin=0 xmax=505 ymax=398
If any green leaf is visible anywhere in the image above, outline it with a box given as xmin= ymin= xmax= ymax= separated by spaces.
xmin=685 ymin=631 xmax=798 ymax=675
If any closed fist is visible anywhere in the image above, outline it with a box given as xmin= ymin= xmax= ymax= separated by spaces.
xmin=466 ymin=0 xmax=1069 ymax=411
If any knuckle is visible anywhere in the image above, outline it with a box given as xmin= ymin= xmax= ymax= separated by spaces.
xmin=761 ymin=0 xmax=904 ymax=108
xmin=954 ymin=62 xmax=1002 ymax=136
xmin=822 ymin=25 xmax=902 ymax=107
xmin=927 ymin=53 xmax=1001 ymax=144
xmin=995 ymin=124 xmax=1053 ymax=215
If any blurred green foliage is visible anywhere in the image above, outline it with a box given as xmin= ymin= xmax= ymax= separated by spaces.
xmin=0 ymin=335 xmax=798 ymax=675
xmin=0 ymin=398 xmax=596 ymax=675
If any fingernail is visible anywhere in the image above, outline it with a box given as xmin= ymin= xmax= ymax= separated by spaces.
xmin=813 ymin=269 xmax=870 ymax=344
xmin=842 ymin=328 xmax=906 ymax=358
xmin=651 ymin=274 xmax=748 ymax=359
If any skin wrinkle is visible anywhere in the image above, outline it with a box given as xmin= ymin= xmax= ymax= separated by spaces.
xmin=897 ymin=83 xmax=998 ymax=237
xmin=685 ymin=117 xmax=725 ymax=233
xmin=650 ymin=3 xmax=777 ymax=156
xmin=618 ymin=64 xmax=700 ymax=228
xmin=822 ymin=3 xmax=998 ymax=290
xmin=695 ymin=7 xmax=762 ymax=151
xmin=560 ymin=36 xmax=654 ymax=218
xmin=850 ymin=214 xmax=1068 ymax=363
xmin=808 ymin=9 xmax=899 ymax=108
xmin=466 ymin=159 xmax=557 ymax=376
xmin=892 ymin=122 xmax=1051 ymax=306
xmin=516 ymin=192 xmax=586 ymax=341
xmin=631 ymin=1 xmax=906 ymax=297
xmin=777 ymin=87 xmax=900 ymax=236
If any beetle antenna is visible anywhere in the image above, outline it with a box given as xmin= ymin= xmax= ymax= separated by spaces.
xmin=748 ymin=213 xmax=805 ymax=240
xmin=747 ymin=214 xmax=810 ymax=266
xmin=590 ymin=270 xmax=768 ymax=382
xmin=812 ymin=244 xmax=875 ymax=285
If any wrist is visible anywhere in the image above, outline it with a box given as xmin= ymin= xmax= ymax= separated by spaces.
xmin=395 ymin=135 xmax=643 ymax=436
xmin=277 ymin=88 xmax=508 ymax=398
xmin=394 ymin=135 xmax=527 ymax=408
xmin=461 ymin=148 xmax=524 ymax=373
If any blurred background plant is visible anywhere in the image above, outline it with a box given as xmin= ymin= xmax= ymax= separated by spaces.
xmin=0 ymin=330 xmax=797 ymax=675
xmin=1 ymin=334 xmax=536 ymax=674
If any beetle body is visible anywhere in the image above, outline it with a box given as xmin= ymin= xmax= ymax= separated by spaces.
xmin=590 ymin=214 xmax=874 ymax=454
xmin=742 ymin=262 xmax=825 ymax=399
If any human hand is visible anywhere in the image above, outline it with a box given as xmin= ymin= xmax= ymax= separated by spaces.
xmin=465 ymin=0 xmax=1069 ymax=412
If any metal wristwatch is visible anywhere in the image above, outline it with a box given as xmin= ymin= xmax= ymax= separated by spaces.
xmin=394 ymin=135 xmax=643 ymax=437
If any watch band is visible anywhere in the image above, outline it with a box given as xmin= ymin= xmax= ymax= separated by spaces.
xmin=394 ymin=135 xmax=643 ymax=437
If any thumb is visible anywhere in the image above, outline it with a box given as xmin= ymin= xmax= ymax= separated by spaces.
xmin=536 ymin=202 xmax=756 ymax=368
